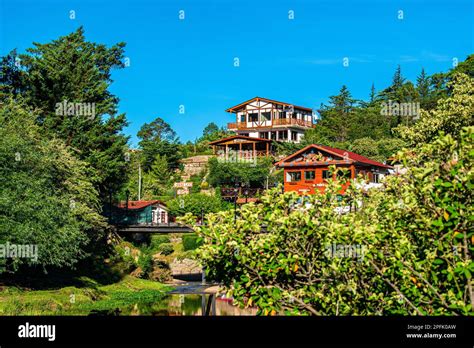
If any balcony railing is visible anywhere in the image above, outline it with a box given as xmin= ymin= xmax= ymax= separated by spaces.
xmin=227 ymin=118 xmax=313 ymax=130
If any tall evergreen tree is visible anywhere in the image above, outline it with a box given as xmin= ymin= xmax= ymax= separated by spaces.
xmin=0 ymin=28 xmax=129 ymax=200
xmin=416 ymin=68 xmax=431 ymax=108
xmin=317 ymin=85 xmax=356 ymax=142
xmin=370 ymin=83 xmax=376 ymax=103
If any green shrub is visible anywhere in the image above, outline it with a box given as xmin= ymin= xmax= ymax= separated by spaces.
xmin=149 ymin=235 xmax=170 ymax=251
xmin=182 ymin=234 xmax=202 ymax=251
xmin=157 ymin=243 xmax=174 ymax=256
xmin=137 ymin=253 xmax=153 ymax=278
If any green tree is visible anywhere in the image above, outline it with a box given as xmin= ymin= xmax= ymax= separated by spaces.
xmin=142 ymin=154 xmax=171 ymax=198
xmin=396 ymin=73 xmax=474 ymax=145
xmin=416 ymin=68 xmax=431 ymax=109
xmin=317 ymin=85 xmax=357 ymax=142
xmin=0 ymin=28 xmax=130 ymax=199
xmin=0 ymin=100 xmax=107 ymax=273
xmin=137 ymin=117 xmax=181 ymax=172
xmin=207 ymin=157 xmax=274 ymax=188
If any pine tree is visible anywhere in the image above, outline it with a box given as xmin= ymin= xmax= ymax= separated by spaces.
xmin=370 ymin=83 xmax=376 ymax=103
xmin=416 ymin=68 xmax=431 ymax=108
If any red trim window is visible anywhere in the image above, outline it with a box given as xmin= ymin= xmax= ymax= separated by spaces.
xmin=286 ymin=171 xmax=301 ymax=184
xmin=304 ymin=170 xmax=315 ymax=182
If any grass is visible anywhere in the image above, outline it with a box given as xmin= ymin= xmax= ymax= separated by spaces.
xmin=0 ymin=275 xmax=172 ymax=315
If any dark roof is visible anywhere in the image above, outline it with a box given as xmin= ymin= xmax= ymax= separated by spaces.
xmin=276 ymin=144 xmax=392 ymax=169
xmin=226 ymin=96 xmax=313 ymax=113
xmin=117 ymin=200 xmax=167 ymax=210
xmin=208 ymin=135 xmax=273 ymax=145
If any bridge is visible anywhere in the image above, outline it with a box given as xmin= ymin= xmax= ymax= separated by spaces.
xmin=115 ymin=223 xmax=195 ymax=234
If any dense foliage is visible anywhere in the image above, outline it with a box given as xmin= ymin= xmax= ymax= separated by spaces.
xmin=185 ymin=73 xmax=474 ymax=315
xmin=207 ymin=157 xmax=274 ymax=188
xmin=167 ymin=193 xmax=230 ymax=218
xmin=0 ymin=100 xmax=107 ymax=272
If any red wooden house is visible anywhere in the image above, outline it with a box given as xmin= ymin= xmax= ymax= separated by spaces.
xmin=275 ymin=144 xmax=392 ymax=194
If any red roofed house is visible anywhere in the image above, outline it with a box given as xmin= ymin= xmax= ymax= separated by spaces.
xmin=114 ymin=200 xmax=168 ymax=225
xmin=275 ymin=144 xmax=392 ymax=194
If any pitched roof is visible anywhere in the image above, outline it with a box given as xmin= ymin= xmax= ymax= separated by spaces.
xmin=208 ymin=135 xmax=272 ymax=145
xmin=275 ymin=144 xmax=392 ymax=169
xmin=117 ymin=200 xmax=167 ymax=210
xmin=226 ymin=96 xmax=313 ymax=113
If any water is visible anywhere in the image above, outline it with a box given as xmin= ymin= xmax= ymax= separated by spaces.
xmin=88 ymin=282 xmax=256 ymax=316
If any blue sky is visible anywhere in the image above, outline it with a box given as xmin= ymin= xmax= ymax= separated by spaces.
xmin=1 ymin=0 xmax=473 ymax=145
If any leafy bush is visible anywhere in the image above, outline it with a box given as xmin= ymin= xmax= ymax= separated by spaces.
xmin=137 ymin=254 xmax=153 ymax=278
xmin=167 ymin=193 xmax=228 ymax=217
xmin=157 ymin=243 xmax=174 ymax=256
xmin=149 ymin=235 xmax=170 ymax=252
xmin=182 ymin=234 xmax=203 ymax=251
xmin=207 ymin=157 xmax=274 ymax=188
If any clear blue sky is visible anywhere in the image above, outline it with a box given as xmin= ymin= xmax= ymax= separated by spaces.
xmin=1 ymin=0 xmax=473 ymax=145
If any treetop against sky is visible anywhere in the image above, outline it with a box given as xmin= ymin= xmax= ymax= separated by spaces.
xmin=1 ymin=0 xmax=472 ymax=144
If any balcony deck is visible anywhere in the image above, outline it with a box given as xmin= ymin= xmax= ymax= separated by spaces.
xmin=228 ymin=118 xmax=314 ymax=130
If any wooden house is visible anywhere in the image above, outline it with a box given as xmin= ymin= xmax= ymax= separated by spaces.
xmin=226 ymin=97 xmax=314 ymax=143
xmin=275 ymin=144 xmax=392 ymax=194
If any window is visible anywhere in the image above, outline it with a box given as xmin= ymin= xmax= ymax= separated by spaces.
xmin=305 ymin=171 xmax=315 ymax=180
xmin=240 ymin=114 xmax=246 ymax=123
xmin=270 ymin=131 xmax=276 ymax=140
xmin=322 ymin=170 xmax=331 ymax=180
xmin=249 ymin=113 xmax=258 ymax=122
xmin=278 ymin=130 xmax=288 ymax=140
xmin=262 ymin=112 xmax=271 ymax=121
xmin=372 ymin=173 xmax=380 ymax=183
xmin=286 ymin=171 xmax=301 ymax=182
xmin=259 ymin=132 xmax=268 ymax=139
xmin=291 ymin=131 xmax=298 ymax=141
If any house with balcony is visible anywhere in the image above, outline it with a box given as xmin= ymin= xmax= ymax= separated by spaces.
xmin=226 ymin=97 xmax=314 ymax=143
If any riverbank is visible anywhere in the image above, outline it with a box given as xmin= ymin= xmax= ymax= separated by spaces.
xmin=0 ymin=275 xmax=172 ymax=315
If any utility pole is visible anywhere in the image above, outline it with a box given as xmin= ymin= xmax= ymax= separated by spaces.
xmin=138 ymin=162 xmax=142 ymax=200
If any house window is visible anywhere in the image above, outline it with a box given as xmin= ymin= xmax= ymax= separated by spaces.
xmin=372 ymin=173 xmax=380 ymax=183
xmin=259 ymin=132 xmax=268 ymax=139
xmin=262 ymin=112 xmax=271 ymax=121
xmin=270 ymin=131 xmax=277 ymax=140
xmin=278 ymin=131 xmax=288 ymax=140
xmin=249 ymin=113 xmax=258 ymax=122
xmin=160 ymin=211 xmax=166 ymax=224
xmin=286 ymin=171 xmax=301 ymax=182
xmin=291 ymin=131 xmax=298 ymax=141
xmin=240 ymin=114 xmax=246 ymax=123
xmin=304 ymin=171 xmax=315 ymax=180
xmin=322 ymin=169 xmax=331 ymax=180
